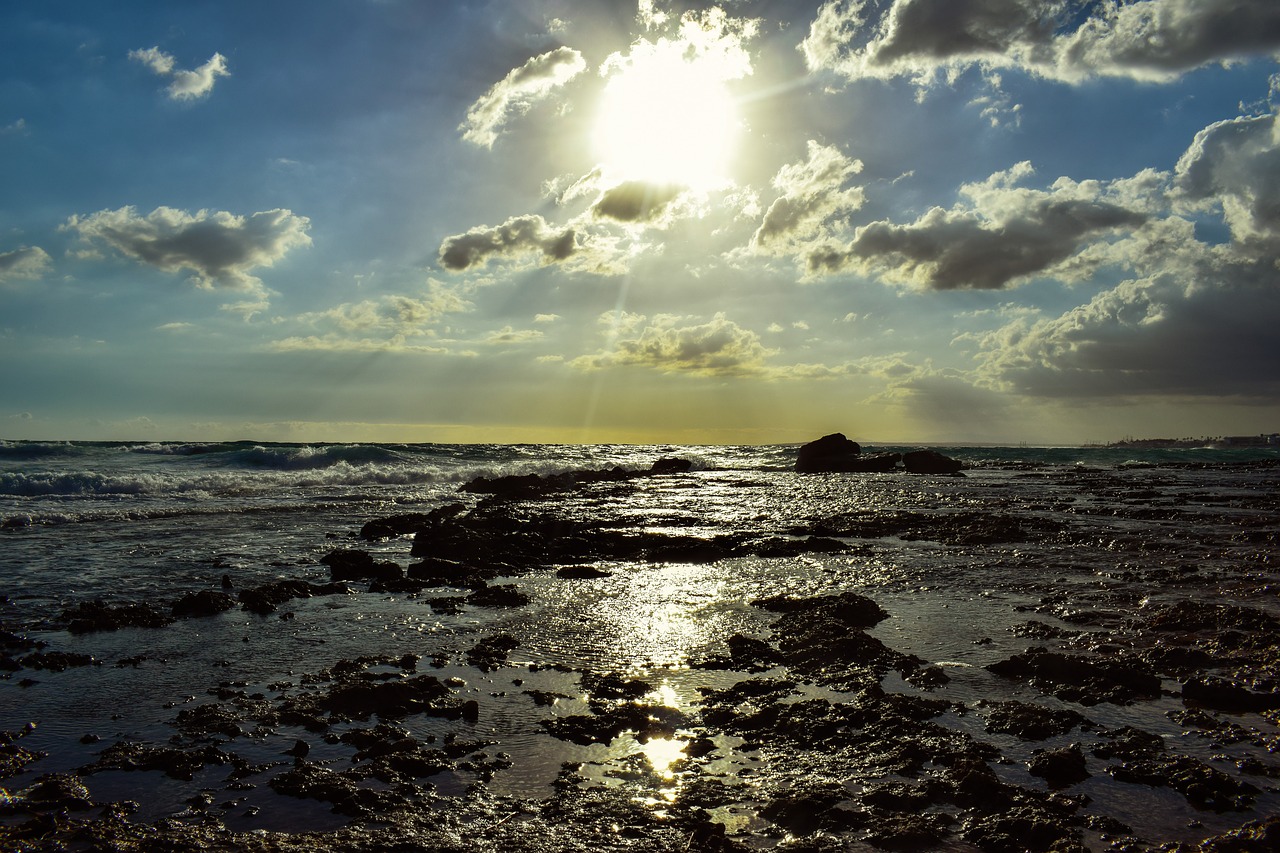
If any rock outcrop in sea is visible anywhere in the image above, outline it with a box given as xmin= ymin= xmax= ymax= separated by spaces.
xmin=795 ymin=433 xmax=962 ymax=474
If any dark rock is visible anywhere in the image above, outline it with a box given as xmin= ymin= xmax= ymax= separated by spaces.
xmin=320 ymin=549 xmax=402 ymax=584
xmin=556 ymin=565 xmax=613 ymax=579
xmin=19 ymin=651 xmax=96 ymax=672
xmin=986 ymin=647 xmax=1161 ymax=705
xmin=238 ymin=580 xmax=348 ymax=615
xmin=466 ymin=584 xmax=529 ymax=608
xmin=269 ymin=764 xmax=404 ymax=817
xmin=171 ymin=590 xmax=236 ymax=618
xmin=284 ymin=739 xmax=309 ymax=758
xmin=1107 ymin=754 xmax=1259 ymax=811
xmin=982 ymin=700 xmax=1090 ymax=741
xmin=753 ymin=591 xmax=889 ymax=629
xmin=359 ymin=503 xmax=465 ymax=541
xmin=317 ymin=675 xmax=452 ymax=720
xmin=1028 ymin=745 xmax=1090 ymax=788
xmin=22 ymin=773 xmax=95 ymax=811
xmin=174 ymin=703 xmax=243 ymax=738
xmin=648 ymin=457 xmax=693 ymax=475
xmin=60 ymin=600 xmax=172 ymax=633
xmin=467 ymin=634 xmax=520 ymax=671
xmin=902 ymin=449 xmax=964 ymax=475
xmin=795 ymin=433 xmax=861 ymax=472
xmin=1182 ymin=676 xmax=1280 ymax=713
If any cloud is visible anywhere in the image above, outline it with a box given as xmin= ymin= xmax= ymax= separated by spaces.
xmin=572 ymin=312 xmax=777 ymax=377
xmin=818 ymin=162 xmax=1149 ymax=288
xmin=438 ymin=214 xmax=577 ymax=271
xmin=802 ymin=0 xmax=1280 ymax=87
xmin=130 ymin=47 xmax=229 ymax=100
xmin=1 ymin=118 xmax=27 ymax=136
xmin=0 ymin=246 xmax=52 ymax=283
xmin=459 ymin=47 xmax=587 ymax=148
xmin=534 ymin=313 xmax=562 ymax=323
xmin=481 ymin=326 xmax=544 ymax=345
xmin=296 ymin=285 xmax=471 ymax=334
xmin=1175 ymin=110 xmax=1280 ymax=250
xmin=63 ymin=206 xmax=311 ymax=292
xmin=977 ymin=255 xmax=1280 ymax=400
xmin=591 ymin=181 xmax=686 ymax=223
xmin=750 ymin=140 xmax=865 ymax=255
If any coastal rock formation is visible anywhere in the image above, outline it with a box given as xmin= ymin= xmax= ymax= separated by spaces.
xmin=903 ymin=449 xmax=964 ymax=475
xmin=795 ymin=433 xmax=861 ymax=472
xmin=796 ymin=434 xmax=964 ymax=474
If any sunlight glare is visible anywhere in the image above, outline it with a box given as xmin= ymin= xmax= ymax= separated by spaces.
xmin=593 ymin=53 xmax=739 ymax=191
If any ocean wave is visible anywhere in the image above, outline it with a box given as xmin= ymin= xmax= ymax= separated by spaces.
xmin=228 ymin=444 xmax=405 ymax=470
xmin=0 ymin=440 xmax=89 ymax=460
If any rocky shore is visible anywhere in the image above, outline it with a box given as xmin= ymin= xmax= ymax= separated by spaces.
xmin=2 ymin=446 xmax=1278 ymax=851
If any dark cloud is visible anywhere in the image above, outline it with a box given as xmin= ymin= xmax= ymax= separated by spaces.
xmin=843 ymin=197 xmax=1147 ymax=289
xmin=867 ymin=0 xmax=1056 ymax=66
xmin=438 ymin=214 xmax=577 ymax=271
xmin=0 ymin=245 xmax=51 ymax=282
xmin=803 ymin=0 xmax=1280 ymax=84
xmin=979 ymin=257 xmax=1280 ymax=399
xmin=63 ymin=206 xmax=310 ymax=291
xmin=592 ymin=181 xmax=684 ymax=222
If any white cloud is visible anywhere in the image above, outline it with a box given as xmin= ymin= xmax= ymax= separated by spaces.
xmin=750 ymin=140 xmax=865 ymax=256
xmin=534 ymin=313 xmax=562 ymax=323
xmin=573 ymin=311 xmax=776 ymax=377
xmin=0 ymin=246 xmax=52 ymax=283
xmin=63 ymin=206 xmax=311 ymax=293
xmin=130 ymin=47 xmax=229 ymax=100
xmin=1175 ymin=110 xmax=1280 ymax=250
xmin=459 ymin=47 xmax=587 ymax=148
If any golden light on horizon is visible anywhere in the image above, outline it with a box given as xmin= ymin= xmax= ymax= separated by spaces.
xmin=592 ymin=52 xmax=739 ymax=191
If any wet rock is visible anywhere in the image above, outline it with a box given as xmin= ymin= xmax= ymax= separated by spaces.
xmin=0 ymin=727 xmax=46 ymax=778
xmin=753 ymin=591 xmax=888 ymax=629
xmin=1107 ymin=754 xmax=1259 ymax=811
xmin=18 ymin=651 xmax=97 ymax=672
xmin=1028 ymin=745 xmax=1090 ymax=788
xmin=359 ymin=503 xmax=464 ymax=541
xmin=320 ymin=549 xmax=403 ymax=584
xmin=466 ymin=634 xmax=519 ymax=671
xmin=694 ymin=633 xmax=781 ymax=672
xmin=902 ymin=449 xmax=964 ymax=475
xmin=981 ymin=700 xmax=1090 ymax=741
xmin=759 ymin=782 xmax=863 ymax=835
xmin=986 ymin=647 xmax=1162 ymax=705
xmin=174 ymin=703 xmax=244 ymax=739
xmin=316 ymin=674 xmax=453 ymax=721
xmin=60 ymin=599 xmax=172 ymax=633
xmin=795 ymin=433 xmax=861 ymax=472
xmin=1145 ymin=599 xmax=1280 ymax=634
xmin=171 ymin=590 xmax=236 ymax=619
xmin=961 ymin=804 xmax=1084 ymax=853
xmin=466 ymin=584 xmax=530 ymax=608
xmin=1198 ymin=815 xmax=1280 ymax=851
xmin=237 ymin=579 xmax=348 ymax=615
xmin=269 ymin=764 xmax=405 ymax=817
xmin=556 ymin=565 xmax=613 ymax=579
xmin=1182 ymin=676 xmax=1280 ymax=713
xmin=21 ymin=773 xmax=95 ymax=811
xmin=88 ymin=741 xmax=235 ymax=781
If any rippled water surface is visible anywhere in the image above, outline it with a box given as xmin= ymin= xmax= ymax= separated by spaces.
xmin=2 ymin=441 xmax=1278 ymax=849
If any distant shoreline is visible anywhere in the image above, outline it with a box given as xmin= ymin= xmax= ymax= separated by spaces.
xmin=1106 ymin=433 xmax=1279 ymax=449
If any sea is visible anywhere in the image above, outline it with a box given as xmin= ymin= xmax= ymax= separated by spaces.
xmin=2 ymin=439 xmax=1278 ymax=846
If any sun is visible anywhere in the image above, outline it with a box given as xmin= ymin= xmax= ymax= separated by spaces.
xmin=592 ymin=52 xmax=739 ymax=191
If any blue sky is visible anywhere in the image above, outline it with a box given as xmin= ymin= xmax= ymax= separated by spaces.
xmin=3 ymin=0 xmax=1279 ymax=444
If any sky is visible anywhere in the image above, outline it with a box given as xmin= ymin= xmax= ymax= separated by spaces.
xmin=3 ymin=0 xmax=1280 ymax=445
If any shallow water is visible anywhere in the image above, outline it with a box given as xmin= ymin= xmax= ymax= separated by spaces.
xmin=2 ymin=442 xmax=1278 ymax=849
